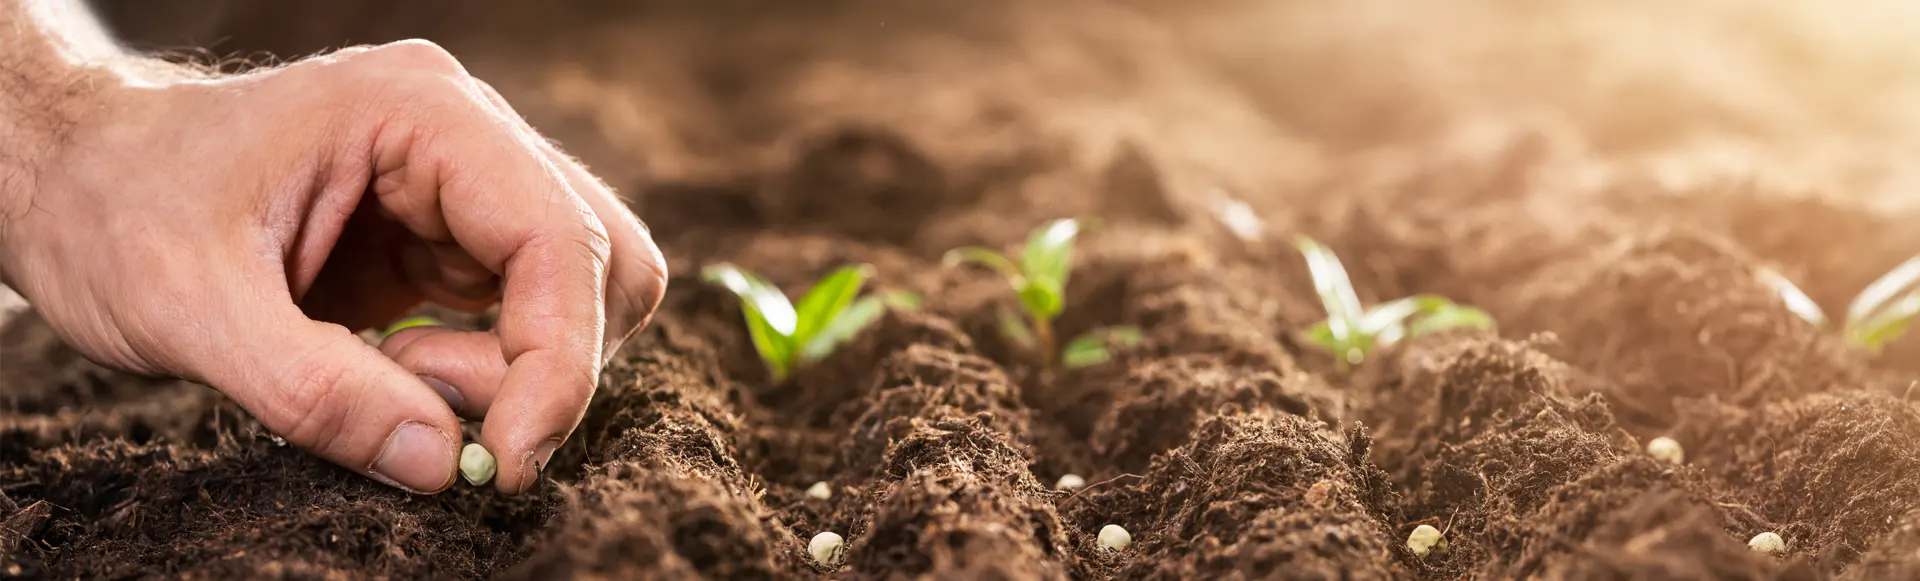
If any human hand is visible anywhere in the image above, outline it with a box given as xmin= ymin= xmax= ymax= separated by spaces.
xmin=0 ymin=40 xmax=667 ymax=494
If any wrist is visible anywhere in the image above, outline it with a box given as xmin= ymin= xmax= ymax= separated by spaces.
xmin=0 ymin=1 xmax=109 ymax=240
xmin=0 ymin=1 xmax=189 ymax=274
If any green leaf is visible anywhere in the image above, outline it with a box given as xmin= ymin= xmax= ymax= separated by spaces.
xmin=880 ymin=290 xmax=923 ymax=310
xmin=701 ymin=264 xmax=797 ymax=381
xmin=942 ymin=247 xmax=1025 ymax=283
xmin=799 ymin=296 xmax=880 ymax=363
xmin=1848 ymin=256 xmax=1920 ymax=331
xmin=1304 ymin=321 xmax=1341 ymax=353
xmin=1357 ymin=296 xmax=1443 ymax=336
xmin=1408 ymin=304 xmax=1495 ymax=338
xmin=798 ymin=288 xmax=924 ymax=364
xmin=1364 ymin=295 xmax=1483 ymax=345
xmin=999 ymin=310 xmax=1037 ymax=348
xmin=1756 ymin=267 xmax=1827 ymax=327
xmin=1021 ymin=218 xmax=1081 ymax=288
xmin=1294 ymin=236 xmax=1365 ymax=346
xmin=1019 ymin=277 xmax=1065 ymax=320
xmin=1302 ymin=321 xmax=1365 ymax=367
xmin=1850 ymin=293 xmax=1920 ymax=353
xmin=791 ymin=265 xmax=872 ymax=347
xmin=1060 ymin=326 xmax=1142 ymax=370
xmin=1061 ymin=342 xmax=1111 ymax=369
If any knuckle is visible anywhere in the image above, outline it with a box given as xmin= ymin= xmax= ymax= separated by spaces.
xmin=369 ymin=39 xmax=466 ymax=74
xmin=269 ymin=332 xmax=363 ymax=455
xmin=556 ymin=356 xmax=601 ymax=400
xmin=579 ymin=212 xmax=614 ymax=266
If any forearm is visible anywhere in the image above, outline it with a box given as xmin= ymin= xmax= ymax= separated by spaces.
xmin=0 ymin=0 xmax=126 ymax=256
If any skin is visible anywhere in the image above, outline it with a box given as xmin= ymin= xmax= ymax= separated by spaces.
xmin=0 ymin=0 xmax=667 ymax=494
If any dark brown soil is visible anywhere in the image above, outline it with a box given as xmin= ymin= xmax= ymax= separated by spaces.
xmin=10 ymin=1 xmax=1920 ymax=579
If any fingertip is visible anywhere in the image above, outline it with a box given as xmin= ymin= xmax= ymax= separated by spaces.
xmin=368 ymin=419 xmax=462 ymax=494
xmin=481 ymin=350 xmax=593 ymax=495
xmin=496 ymin=436 xmax=562 ymax=495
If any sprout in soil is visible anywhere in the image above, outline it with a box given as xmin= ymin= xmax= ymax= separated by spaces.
xmin=1055 ymin=474 xmax=1086 ymax=491
xmin=701 ymin=263 xmax=921 ymax=383
xmin=1097 ymin=524 xmax=1131 ymax=552
xmin=1845 ymin=256 xmax=1920 ymax=353
xmin=806 ymin=481 xmax=832 ymax=501
xmin=1294 ymin=236 xmax=1494 ymax=367
xmin=1758 ymin=257 xmax=1920 ymax=353
xmin=1407 ymin=524 xmax=1447 ymax=558
xmin=943 ymin=218 xmax=1141 ymax=372
xmin=1749 ymin=531 xmax=1786 ymax=554
xmin=460 ymin=443 xmax=495 ymax=486
xmin=809 ymin=531 xmax=847 ymax=567
xmin=1646 ymin=436 xmax=1685 ymax=465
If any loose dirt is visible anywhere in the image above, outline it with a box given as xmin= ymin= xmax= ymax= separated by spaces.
xmin=10 ymin=0 xmax=1920 ymax=578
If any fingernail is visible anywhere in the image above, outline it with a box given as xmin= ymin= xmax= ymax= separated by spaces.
xmin=382 ymin=315 xmax=441 ymax=338
xmin=418 ymin=375 xmax=467 ymax=415
xmin=370 ymin=421 xmax=457 ymax=493
xmin=517 ymin=437 xmax=563 ymax=492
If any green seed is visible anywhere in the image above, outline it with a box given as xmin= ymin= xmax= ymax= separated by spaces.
xmin=806 ymin=481 xmax=832 ymax=500
xmin=382 ymin=315 xmax=441 ymax=338
xmin=1647 ymin=436 xmax=1685 ymax=465
xmin=460 ymin=443 xmax=496 ymax=486
xmin=809 ymin=531 xmax=846 ymax=566
xmin=1408 ymin=524 xmax=1446 ymax=558
xmin=1097 ymin=524 xmax=1131 ymax=552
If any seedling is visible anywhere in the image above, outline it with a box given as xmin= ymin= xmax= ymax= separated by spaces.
xmin=1844 ymin=256 xmax=1920 ymax=352
xmin=943 ymin=218 xmax=1141 ymax=371
xmin=1755 ymin=267 xmax=1826 ymax=327
xmin=701 ymin=263 xmax=920 ymax=382
xmin=1294 ymin=236 xmax=1494 ymax=367
xmin=1757 ymin=256 xmax=1920 ymax=353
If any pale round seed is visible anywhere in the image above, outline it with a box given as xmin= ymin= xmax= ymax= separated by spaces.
xmin=809 ymin=531 xmax=846 ymax=567
xmin=1408 ymin=524 xmax=1446 ymax=558
xmin=1098 ymin=524 xmax=1131 ymax=552
xmin=459 ymin=443 xmax=496 ymax=486
xmin=806 ymin=481 xmax=832 ymax=501
xmin=1647 ymin=436 xmax=1685 ymax=465
xmin=1749 ymin=531 xmax=1786 ymax=554
xmin=1055 ymin=474 xmax=1087 ymax=491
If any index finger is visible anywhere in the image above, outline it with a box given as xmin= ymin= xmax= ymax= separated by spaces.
xmin=363 ymin=65 xmax=610 ymax=493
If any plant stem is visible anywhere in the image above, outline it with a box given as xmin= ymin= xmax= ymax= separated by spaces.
xmin=1034 ymin=315 xmax=1057 ymax=373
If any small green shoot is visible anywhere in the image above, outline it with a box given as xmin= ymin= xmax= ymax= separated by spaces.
xmin=1845 ymin=256 xmax=1920 ymax=353
xmin=1061 ymin=326 xmax=1144 ymax=370
xmin=944 ymin=218 xmax=1140 ymax=371
xmin=1756 ymin=257 xmax=1920 ymax=354
xmin=1294 ymin=236 xmax=1494 ymax=367
xmin=701 ymin=263 xmax=918 ymax=382
xmin=1756 ymin=266 xmax=1827 ymax=328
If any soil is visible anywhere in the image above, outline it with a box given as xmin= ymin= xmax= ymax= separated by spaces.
xmin=11 ymin=0 xmax=1920 ymax=579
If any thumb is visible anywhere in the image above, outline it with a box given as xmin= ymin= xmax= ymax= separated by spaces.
xmin=193 ymin=302 xmax=464 ymax=493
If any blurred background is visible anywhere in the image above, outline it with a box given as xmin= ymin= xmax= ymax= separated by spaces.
xmin=84 ymin=0 xmax=1920 ymax=216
